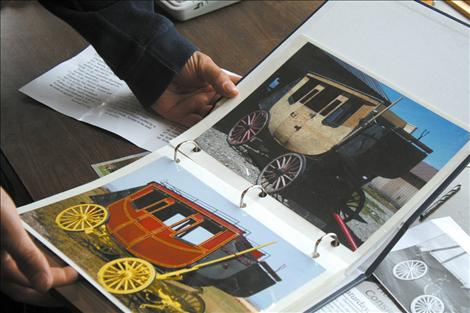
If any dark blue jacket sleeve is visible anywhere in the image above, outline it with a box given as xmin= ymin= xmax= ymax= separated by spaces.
xmin=39 ymin=0 xmax=197 ymax=107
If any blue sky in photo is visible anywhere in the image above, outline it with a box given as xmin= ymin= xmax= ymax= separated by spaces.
xmin=381 ymin=84 xmax=469 ymax=170
xmin=107 ymin=156 xmax=325 ymax=310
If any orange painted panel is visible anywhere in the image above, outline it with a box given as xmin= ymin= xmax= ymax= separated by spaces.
xmin=107 ymin=198 xmax=145 ymax=230
xmin=114 ymin=223 xmax=146 ymax=244
xmin=139 ymin=216 xmax=160 ymax=232
xmin=129 ymin=236 xmax=204 ymax=268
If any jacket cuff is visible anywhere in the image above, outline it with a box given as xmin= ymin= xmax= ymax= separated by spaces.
xmin=125 ymin=26 xmax=197 ymax=108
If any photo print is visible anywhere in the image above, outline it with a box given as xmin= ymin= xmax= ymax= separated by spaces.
xmin=22 ymin=156 xmax=325 ymax=313
xmin=195 ymin=41 xmax=469 ymax=250
xmin=375 ymin=221 xmax=470 ymax=313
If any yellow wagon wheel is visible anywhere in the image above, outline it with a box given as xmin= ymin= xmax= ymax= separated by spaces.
xmin=55 ymin=204 xmax=108 ymax=232
xmin=97 ymin=258 xmax=156 ymax=295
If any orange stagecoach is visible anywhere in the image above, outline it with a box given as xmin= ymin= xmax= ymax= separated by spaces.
xmin=56 ymin=182 xmax=281 ymax=298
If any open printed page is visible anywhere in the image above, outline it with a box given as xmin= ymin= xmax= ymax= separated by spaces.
xmin=19 ymin=146 xmax=341 ymax=313
xmin=19 ymin=46 xmax=184 ymax=151
xmin=374 ymin=217 xmax=470 ymax=313
xmin=175 ymin=35 xmax=469 ymax=256
xmin=317 ymin=280 xmax=400 ymax=313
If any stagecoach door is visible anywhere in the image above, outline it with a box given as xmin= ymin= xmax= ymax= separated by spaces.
xmin=130 ymin=185 xmax=240 ymax=250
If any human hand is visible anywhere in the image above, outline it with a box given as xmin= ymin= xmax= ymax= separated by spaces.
xmin=0 ymin=187 xmax=78 ymax=306
xmin=151 ymin=51 xmax=240 ymax=127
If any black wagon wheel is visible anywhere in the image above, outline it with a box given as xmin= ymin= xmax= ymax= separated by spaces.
xmin=227 ymin=110 xmax=269 ymax=145
xmin=142 ymin=282 xmax=206 ymax=313
xmin=257 ymin=153 xmax=305 ymax=193
xmin=177 ymin=292 xmax=205 ymax=313
xmin=340 ymin=189 xmax=366 ymax=223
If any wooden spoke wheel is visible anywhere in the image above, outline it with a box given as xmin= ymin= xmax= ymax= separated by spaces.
xmin=142 ymin=284 xmax=205 ymax=313
xmin=340 ymin=190 xmax=366 ymax=223
xmin=98 ymin=258 xmax=156 ymax=294
xmin=227 ymin=110 xmax=269 ymax=145
xmin=257 ymin=153 xmax=304 ymax=193
xmin=56 ymin=204 xmax=108 ymax=232
xmin=410 ymin=295 xmax=444 ymax=313
xmin=177 ymin=292 xmax=205 ymax=313
xmin=393 ymin=260 xmax=428 ymax=281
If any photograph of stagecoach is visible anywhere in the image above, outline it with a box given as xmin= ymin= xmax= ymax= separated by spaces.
xmin=375 ymin=231 xmax=470 ymax=313
xmin=54 ymin=182 xmax=281 ymax=312
xmin=196 ymin=41 xmax=469 ymax=249
xmin=227 ymin=72 xmax=431 ymax=247
xmin=21 ymin=156 xmax=326 ymax=312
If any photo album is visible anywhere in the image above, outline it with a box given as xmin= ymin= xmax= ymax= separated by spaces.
xmin=18 ymin=2 xmax=469 ymax=313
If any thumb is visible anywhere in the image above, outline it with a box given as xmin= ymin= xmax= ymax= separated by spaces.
xmin=197 ymin=52 xmax=239 ymax=98
xmin=1 ymin=188 xmax=52 ymax=292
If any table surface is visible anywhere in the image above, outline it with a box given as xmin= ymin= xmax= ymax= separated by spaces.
xmin=0 ymin=1 xmax=322 ymax=311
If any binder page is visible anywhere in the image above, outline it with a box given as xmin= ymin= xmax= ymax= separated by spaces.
xmin=19 ymin=145 xmax=346 ymax=313
xmin=172 ymin=27 xmax=469 ymax=258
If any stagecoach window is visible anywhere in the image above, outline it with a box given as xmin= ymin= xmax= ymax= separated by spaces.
xmin=199 ymin=219 xmax=225 ymax=234
xmin=176 ymin=219 xmax=225 ymax=245
xmin=177 ymin=226 xmax=215 ymax=245
xmin=300 ymin=85 xmax=324 ymax=104
xmin=131 ymin=190 xmax=168 ymax=210
xmin=288 ymin=79 xmax=318 ymax=104
xmin=321 ymin=99 xmax=342 ymax=116
xmin=163 ymin=213 xmax=189 ymax=227
xmin=303 ymin=88 xmax=327 ymax=111
xmin=152 ymin=202 xmax=195 ymax=221
xmin=323 ymin=101 xmax=362 ymax=127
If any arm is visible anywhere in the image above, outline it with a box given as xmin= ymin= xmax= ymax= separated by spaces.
xmin=39 ymin=0 xmax=239 ymax=126
xmin=39 ymin=0 xmax=196 ymax=108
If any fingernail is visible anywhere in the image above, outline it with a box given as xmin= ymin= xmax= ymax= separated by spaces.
xmin=31 ymin=272 xmax=51 ymax=293
xmin=223 ymin=81 xmax=238 ymax=96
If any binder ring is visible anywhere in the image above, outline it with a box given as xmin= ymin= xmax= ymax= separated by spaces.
xmin=240 ymin=185 xmax=267 ymax=208
xmin=312 ymin=233 xmax=340 ymax=259
xmin=173 ymin=140 xmax=201 ymax=163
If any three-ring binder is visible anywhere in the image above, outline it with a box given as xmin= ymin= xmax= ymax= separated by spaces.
xmin=173 ymin=140 xmax=201 ymax=163
xmin=312 ymin=233 xmax=340 ymax=259
xmin=174 ymin=142 xmax=268 ymax=209
xmin=239 ymin=185 xmax=267 ymax=208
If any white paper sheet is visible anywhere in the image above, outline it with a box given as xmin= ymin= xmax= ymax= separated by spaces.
xmin=374 ymin=217 xmax=470 ymax=313
xmin=19 ymin=46 xmax=185 ymax=151
xmin=317 ymin=281 xmax=399 ymax=313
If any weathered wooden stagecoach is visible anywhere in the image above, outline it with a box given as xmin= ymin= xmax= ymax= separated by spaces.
xmin=226 ymin=71 xmax=433 ymax=247
xmin=55 ymin=182 xmax=280 ymax=311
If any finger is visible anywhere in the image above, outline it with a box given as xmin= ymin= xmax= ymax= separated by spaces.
xmin=171 ymin=91 xmax=214 ymax=118
xmin=199 ymin=103 xmax=214 ymax=117
xmin=50 ymin=266 xmax=78 ymax=287
xmin=0 ymin=281 xmax=63 ymax=307
xmin=180 ymin=114 xmax=203 ymax=127
xmin=0 ymin=188 xmax=52 ymax=292
xmin=210 ymin=94 xmax=223 ymax=106
xmin=1 ymin=252 xmax=33 ymax=287
xmin=197 ymin=53 xmax=239 ymax=98
xmin=2 ymin=254 xmax=78 ymax=288
xmin=224 ymin=71 xmax=242 ymax=84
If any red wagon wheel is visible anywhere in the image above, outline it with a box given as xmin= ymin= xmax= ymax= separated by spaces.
xmin=257 ymin=153 xmax=304 ymax=193
xmin=227 ymin=110 xmax=269 ymax=145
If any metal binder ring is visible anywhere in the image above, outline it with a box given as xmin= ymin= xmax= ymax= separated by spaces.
xmin=239 ymin=185 xmax=267 ymax=208
xmin=312 ymin=233 xmax=340 ymax=259
xmin=173 ymin=140 xmax=201 ymax=163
